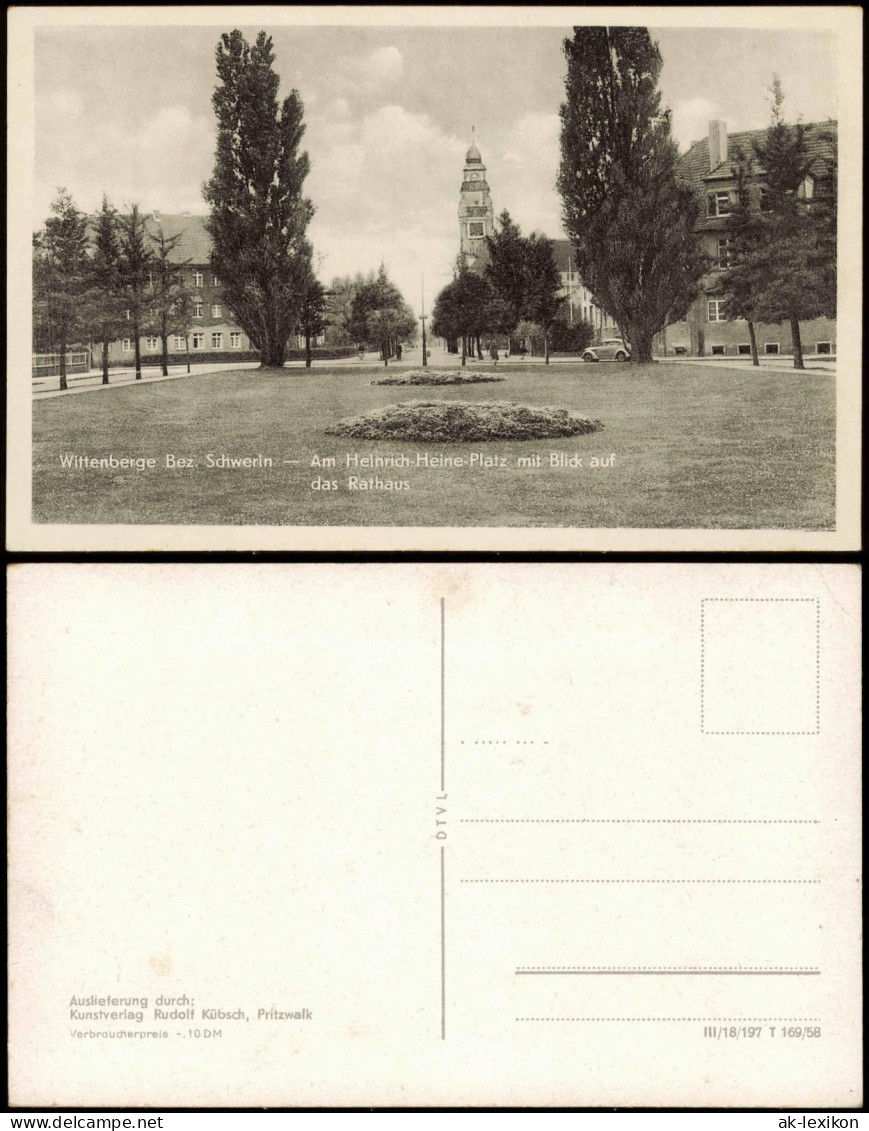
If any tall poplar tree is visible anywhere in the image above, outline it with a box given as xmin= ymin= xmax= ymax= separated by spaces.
xmin=33 ymin=188 xmax=90 ymax=391
xmin=117 ymin=205 xmax=154 ymax=381
xmin=557 ymin=27 xmax=706 ymax=363
xmin=87 ymin=196 xmax=126 ymax=384
xmin=203 ymin=29 xmax=314 ymax=368
xmin=148 ymin=227 xmax=193 ymax=376
xmin=719 ymin=146 xmax=765 ymax=366
xmin=747 ymin=78 xmax=833 ymax=370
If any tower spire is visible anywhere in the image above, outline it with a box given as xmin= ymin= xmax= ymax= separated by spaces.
xmin=458 ymin=128 xmax=493 ymax=268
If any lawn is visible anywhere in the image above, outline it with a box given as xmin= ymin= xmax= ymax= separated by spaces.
xmin=32 ymin=362 xmax=835 ymax=529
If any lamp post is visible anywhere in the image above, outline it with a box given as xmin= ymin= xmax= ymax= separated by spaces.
xmin=420 ymin=275 xmax=428 ymax=366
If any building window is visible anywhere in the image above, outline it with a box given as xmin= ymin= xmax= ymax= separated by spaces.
xmin=467 ymin=221 xmax=485 ymax=238
xmin=212 ymin=274 xmax=220 ymax=287
xmin=707 ymin=299 xmax=726 ymax=322
xmin=759 ymin=187 xmax=771 ymax=212
xmin=711 ymin=345 xmax=725 ymax=355
xmin=230 ymin=332 xmax=242 ymax=348
xmin=146 ymin=336 xmax=159 ymax=351
xmin=174 ymin=335 xmax=186 ymax=349
xmin=125 ymin=309 xmax=131 ymax=321
xmin=738 ymin=344 xmax=752 ymax=356
xmin=764 ymin=342 xmax=780 ymax=355
xmin=211 ymin=304 xmax=222 ymax=318
xmin=211 ymin=332 xmax=223 ymax=348
xmin=798 ymin=177 xmax=815 ymax=200
xmin=193 ymin=303 xmax=203 ymax=318
xmin=707 ymin=191 xmax=732 ymax=217
xmin=192 ymin=333 xmax=204 ymax=349
xmin=717 ymin=239 xmax=731 ymax=268
xmin=193 ymin=271 xmax=203 ymax=287
xmin=122 ymin=338 xmax=132 ymax=352
xmin=816 ymin=342 xmax=832 ymax=355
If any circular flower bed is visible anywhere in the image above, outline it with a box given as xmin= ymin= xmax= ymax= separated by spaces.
xmin=325 ymin=400 xmax=604 ymax=443
xmin=372 ymin=369 xmax=504 ymax=386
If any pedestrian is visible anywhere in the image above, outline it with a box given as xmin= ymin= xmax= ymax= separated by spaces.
xmin=489 ymin=341 xmax=499 ymax=367
xmin=396 ymin=342 xmax=403 ymax=361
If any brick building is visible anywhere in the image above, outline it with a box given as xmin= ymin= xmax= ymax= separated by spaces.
xmin=101 ymin=212 xmax=322 ymax=363
xmin=659 ymin=119 xmax=837 ymax=359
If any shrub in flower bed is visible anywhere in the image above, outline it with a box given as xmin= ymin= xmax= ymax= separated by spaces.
xmin=372 ymin=369 xmax=504 ymax=386
xmin=325 ymin=400 xmax=604 ymax=443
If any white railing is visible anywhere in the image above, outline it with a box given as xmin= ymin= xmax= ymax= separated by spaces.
xmin=32 ymin=352 xmax=90 ymax=378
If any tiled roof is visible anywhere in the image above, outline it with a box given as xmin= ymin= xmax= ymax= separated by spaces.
xmin=84 ymin=212 xmax=214 ymax=264
xmin=677 ymin=120 xmax=837 ymax=189
xmin=144 ymin=214 xmax=213 ymax=264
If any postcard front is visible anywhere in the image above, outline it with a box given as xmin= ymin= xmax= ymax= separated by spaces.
xmin=6 ymin=6 xmax=862 ymax=551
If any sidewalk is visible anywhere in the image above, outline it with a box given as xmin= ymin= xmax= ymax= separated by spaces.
xmin=662 ymin=354 xmax=837 ymax=375
xmin=33 ymin=360 xmax=262 ymax=399
xmin=32 ymin=346 xmax=835 ymax=399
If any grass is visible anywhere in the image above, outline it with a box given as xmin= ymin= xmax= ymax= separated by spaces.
xmin=32 ymin=362 xmax=835 ymax=529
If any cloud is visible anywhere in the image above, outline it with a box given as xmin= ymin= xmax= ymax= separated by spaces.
xmin=362 ymin=46 xmax=404 ymax=85
xmin=34 ymin=100 xmax=213 ymax=222
xmin=491 ymin=112 xmax=563 ymax=238
xmin=306 ymin=102 xmax=465 ymax=310
xmin=670 ymin=97 xmax=737 ymax=151
xmin=331 ymin=45 xmax=405 ymax=99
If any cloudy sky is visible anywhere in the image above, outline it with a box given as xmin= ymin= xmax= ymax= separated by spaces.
xmin=34 ymin=23 xmax=835 ymax=314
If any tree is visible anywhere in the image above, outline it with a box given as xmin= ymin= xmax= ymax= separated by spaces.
xmin=297 ymin=273 xmax=329 ymax=368
xmin=484 ymin=210 xmax=528 ymax=336
xmin=203 ymin=29 xmax=315 ymax=368
xmin=84 ymin=196 xmax=127 ymax=384
xmin=117 ymin=205 xmax=155 ymax=381
xmin=349 ymin=265 xmax=415 ymax=365
xmin=33 ymin=188 xmax=90 ymax=391
xmin=431 ymin=264 xmax=496 ymax=365
xmin=147 ymin=225 xmax=193 ymax=377
xmin=558 ymin=27 xmax=707 ymax=363
xmin=324 ymin=274 xmax=367 ymax=346
xmin=523 ymin=234 xmax=563 ymax=364
xmin=719 ymin=145 xmax=765 ymax=366
xmin=747 ymin=78 xmax=835 ymax=370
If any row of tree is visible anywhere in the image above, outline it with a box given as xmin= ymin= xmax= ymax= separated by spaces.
xmin=430 ymin=212 xmax=595 ymax=365
xmin=33 ymin=192 xmax=195 ymax=390
xmin=719 ymin=78 xmax=836 ymax=369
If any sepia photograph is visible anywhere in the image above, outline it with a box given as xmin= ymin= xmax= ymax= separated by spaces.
xmin=6 ymin=6 xmax=862 ymax=550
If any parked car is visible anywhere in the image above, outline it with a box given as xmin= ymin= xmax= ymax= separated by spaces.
xmin=582 ymin=338 xmax=631 ymax=362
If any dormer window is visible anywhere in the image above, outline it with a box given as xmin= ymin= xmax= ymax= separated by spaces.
xmin=798 ymin=176 xmax=815 ymax=200
xmin=707 ymin=191 xmax=732 ymax=217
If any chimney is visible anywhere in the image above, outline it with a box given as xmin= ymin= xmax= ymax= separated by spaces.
xmin=708 ymin=120 xmax=728 ymax=169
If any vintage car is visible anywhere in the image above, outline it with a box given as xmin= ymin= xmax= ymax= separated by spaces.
xmin=582 ymin=338 xmax=631 ymax=362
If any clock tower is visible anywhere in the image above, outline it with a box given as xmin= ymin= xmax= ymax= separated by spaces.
xmin=458 ymin=132 xmax=494 ymax=269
